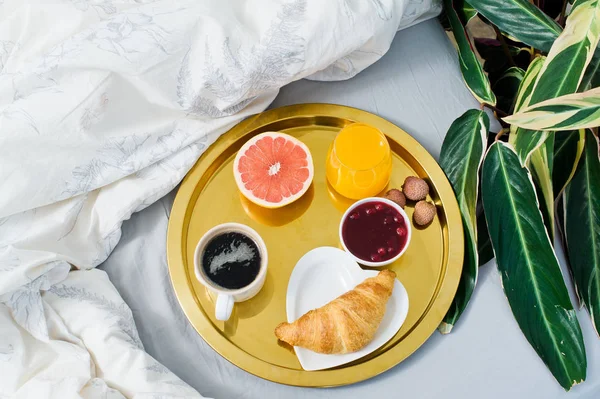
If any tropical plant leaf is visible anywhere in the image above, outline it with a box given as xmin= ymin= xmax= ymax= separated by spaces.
xmin=580 ymin=43 xmax=600 ymax=92
xmin=508 ymin=58 xmax=554 ymax=240
xmin=438 ymin=109 xmax=489 ymax=333
xmin=554 ymin=130 xmax=586 ymax=198
xmin=556 ymin=195 xmax=567 ymax=248
xmin=505 ymin=87 xmax=600 ymax=131
xmin=444 ymin=0 xmax=497 ymax=105
xmin=508 ymin=0 xmax=600 ymax=235
xmin=528 ymin=0 xmax=600 ymax=105
xmin=467 ymin=0 xmax=561 ymax=53
xmin=513 ymin=56 xmax=546 ymax=114
xmin=493 ymin=66 xmax=525 ymax=113
xmin=476 ymin=211 xmax=493 ymax=266
xmin=481 ymin=142 xmax=586 ymax=390
xmin=519 ymin=56 xmax=555 ymax=242
xmin=508 ymin=0 xmax=600 ymax=245
xmin=563 ymin=130 xmax=600 ymax=336
xmin=530 ymin=135 xmax=555 ymax=241
xmin=457 ymin=0 xmax=478 ymax=22
xmin=509 ymin=57 xmax=548 ymax=165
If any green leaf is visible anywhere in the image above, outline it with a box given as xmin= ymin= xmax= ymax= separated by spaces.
xmin=556 ymin=195 xmax=567 ymax=249
xmin=509 ymin=57 xmax=555 ymax=240
xmin=509 ymin=0 xmax=600 ymax=180
xmin=580 ymin=43 xmax=600 ymax=92
xmin=457 ymin=0 xmax=478 ymax=22
xmin=504 ymin=87 xmax=600 ymax=131
xmin=477 ymin=211 xmax=494 ymax=266
xmin=553 ymin=130 xmax=586 ymax=198
xmin=530 ymin=135 xmax=555 ymax=241
xmin=509 ymin=129 xmax=549 ymax=167
xmin=564 ymin=130 xmax=600 ymax=336
xmin=513 ymin=56 xmax=546 ymax=114
xmin=493 ymin=66 xmax=525 ymax=113
xmin=444 ymin=0 xmax=497 ymax=105
xmin=481 ymin=142 xmax=586 ymax=390
xmin=438 ymin=109 xmax=489 ymax=333
xmin=509 ymin=56 xmax=547 ymax=165
xmin=528 ymin=0 xmax=600 ymax=105
xmin=467 ymin=0 xmax=561 ymax=53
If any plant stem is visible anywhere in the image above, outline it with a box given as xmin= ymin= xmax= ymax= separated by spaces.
xmin=493 ymin=26 xmax=516 ymax=67
xmin=484 ymin=103 xmax=509 ymax=118
xmin=495 ymin=128 xmax=508 ymax=142
xmin=558 ymin=0 xmax=569 ymax=27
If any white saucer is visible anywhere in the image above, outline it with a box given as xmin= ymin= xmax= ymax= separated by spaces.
xmin=285 ymin=246 xmax=409 ymax=371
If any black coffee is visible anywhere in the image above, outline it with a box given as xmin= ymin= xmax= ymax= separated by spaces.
xmin=202 ymin=232 xmax=261 ymax=290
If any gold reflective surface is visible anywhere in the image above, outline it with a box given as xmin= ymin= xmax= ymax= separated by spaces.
xmin=167 ymin=104 xmax=464 ymax=387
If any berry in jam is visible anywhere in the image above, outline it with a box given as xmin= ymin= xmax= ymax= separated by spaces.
xmin=342 ymin=201 xmax=408 ymax=262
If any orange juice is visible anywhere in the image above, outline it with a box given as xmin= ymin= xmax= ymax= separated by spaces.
xmin=326 ymin=123 xmax=392 ymax=199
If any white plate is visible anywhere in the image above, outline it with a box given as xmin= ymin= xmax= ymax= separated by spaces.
xmin=286 ymin=246 xmax=409 ymax=371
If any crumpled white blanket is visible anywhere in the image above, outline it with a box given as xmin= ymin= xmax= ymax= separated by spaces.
xmin=0 ymin=0 xmax=440 ymax=397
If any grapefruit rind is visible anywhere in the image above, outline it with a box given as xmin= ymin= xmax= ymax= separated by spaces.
xmin=233 ymin=132 xmax=314 ymax=209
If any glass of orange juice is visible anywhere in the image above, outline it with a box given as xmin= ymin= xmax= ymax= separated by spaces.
xmin=326 ymin=123 xmax=392 ymax=199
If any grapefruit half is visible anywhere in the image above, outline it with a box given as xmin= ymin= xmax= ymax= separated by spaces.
xmin=233 ymin=132 xmax=314 ymax=209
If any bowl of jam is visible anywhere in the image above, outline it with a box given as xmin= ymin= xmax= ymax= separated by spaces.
xmin=339 ymin=197 xmax=411 ymax=267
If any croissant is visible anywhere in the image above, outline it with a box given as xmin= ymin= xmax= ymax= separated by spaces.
xmin=274 ymin=269 xmax=396 ymax=354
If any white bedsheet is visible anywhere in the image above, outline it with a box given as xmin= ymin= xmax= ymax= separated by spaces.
xmin=0 ymin=1 xmax=441 ymax=397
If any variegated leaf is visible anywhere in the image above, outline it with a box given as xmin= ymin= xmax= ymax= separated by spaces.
xmin=444 ymin=0 xmax=496 ymax=105
xmin=509 ymin=56 xmax=547 ymax=165
xmin=529 ymin=0 xmax=600 ymax=105
xmin=563 ymin=130 xmax=600 ymax=336
xmin=513 ymin=56 xmax=546 ymax=114
xmin=439 ymin=109 xmax=489 ymax=333
xmin=554 ymin=130 xmax=586 ymax=198
xmin=509 ymin=0 xmax=600 ymax=162
xmin=467 ymin=0 xmax=561 ymax=53
xmin=509 ymin=59 xmax=554 ymax=239
xmin=530 ymin=135 xmax=555 ymax=240
xmin=580 ymin=43 xmax=600 ymax=92
xmin=504 ymin=87 xmax=600 ymax=131
xmin=482 ymin=142 xmax=586 ymax=391
xmin=508 ymin=0 xmax=600 ymax=245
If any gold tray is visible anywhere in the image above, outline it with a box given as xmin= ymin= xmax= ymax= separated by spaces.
xmin=167 ymin=104 xmax=463 ymax=387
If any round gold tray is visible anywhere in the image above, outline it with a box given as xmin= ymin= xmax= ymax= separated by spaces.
xmin=167 ymin=104 xmax=463 ymax=387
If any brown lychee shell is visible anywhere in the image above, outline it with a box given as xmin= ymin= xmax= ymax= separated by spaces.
xmin=403 ymin=176 xmax=429 ymax=201
xmin=414 ymin=200 xmax=436 ymax=226
xmin=384 ymin=189 xmax=406 ymax=208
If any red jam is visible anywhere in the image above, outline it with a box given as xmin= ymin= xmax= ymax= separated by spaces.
xmin=342 ymin=201 xmax=408 ymax=263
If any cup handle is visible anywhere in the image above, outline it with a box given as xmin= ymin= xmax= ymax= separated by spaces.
xmin=215 ymin=294 xmax=234 ymax=321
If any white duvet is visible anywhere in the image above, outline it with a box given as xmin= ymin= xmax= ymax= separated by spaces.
xmin=0 ymin=1 xmax=440 ymax=397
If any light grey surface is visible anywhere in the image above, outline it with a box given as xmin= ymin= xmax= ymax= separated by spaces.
xmin=100 ymin=20 xmax=600 ymax=399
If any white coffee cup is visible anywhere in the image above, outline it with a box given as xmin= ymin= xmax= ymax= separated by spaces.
xmin=194 ymin=222 xmax=268 ymax=321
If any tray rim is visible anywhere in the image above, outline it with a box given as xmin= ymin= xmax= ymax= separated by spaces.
xmin=167 ymin=103 xmax=464 ymax=387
